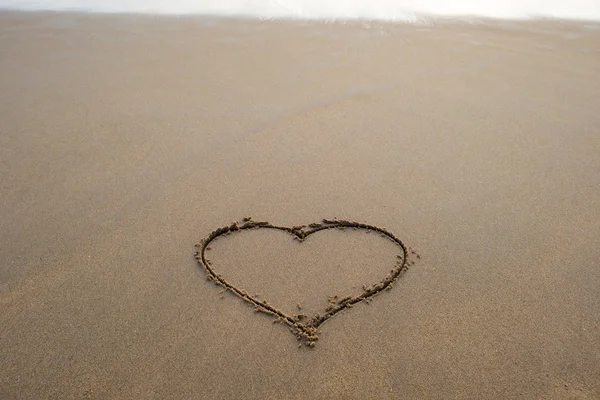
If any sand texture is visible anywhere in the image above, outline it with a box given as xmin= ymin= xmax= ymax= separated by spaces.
xmin=1 ymin=11 xmax=599 ymax=399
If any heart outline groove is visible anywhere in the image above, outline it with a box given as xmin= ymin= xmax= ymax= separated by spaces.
xmin=194 ymin=218 xmax=416 ymax=347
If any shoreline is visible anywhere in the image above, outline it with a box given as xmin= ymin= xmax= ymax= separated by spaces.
xmin=1 ymin=10 xmax=598 ymax=399
xmin=2 ymin=8 xmax=600 ymax=26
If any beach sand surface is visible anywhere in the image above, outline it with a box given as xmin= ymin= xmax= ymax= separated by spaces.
xmin=1 ymin=11 xmax=599 ymax=399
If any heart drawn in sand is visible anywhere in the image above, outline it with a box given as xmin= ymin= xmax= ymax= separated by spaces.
xmin=194 ymin=218 xmax=418 ymax=347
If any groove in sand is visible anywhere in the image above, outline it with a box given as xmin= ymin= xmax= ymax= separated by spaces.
xmin=195 ymin=217 xmax=417 ymax=347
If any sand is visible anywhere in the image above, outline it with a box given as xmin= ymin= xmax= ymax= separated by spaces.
xmin=1 ymin=11 xmax=599 ymax=399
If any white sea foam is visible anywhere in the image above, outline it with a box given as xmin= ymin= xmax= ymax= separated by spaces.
xmin=1 ymin=0 xmax=599 ymax=21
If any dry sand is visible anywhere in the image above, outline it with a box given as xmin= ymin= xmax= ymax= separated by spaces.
xmin=0 ymin=11 xmax=599 ymax=399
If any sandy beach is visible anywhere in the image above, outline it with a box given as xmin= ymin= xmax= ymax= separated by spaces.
xmin=1 ymin=11 xmax=599 ymax=399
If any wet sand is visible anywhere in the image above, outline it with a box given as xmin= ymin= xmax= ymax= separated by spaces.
xmin=1 ymin=11 xmax=599 ymax=399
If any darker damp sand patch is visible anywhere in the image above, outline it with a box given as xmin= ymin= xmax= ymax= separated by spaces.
xmin=194 ymin=218 xmax=419 ymax=348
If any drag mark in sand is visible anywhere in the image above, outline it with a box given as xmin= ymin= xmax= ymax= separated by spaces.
xmin=194 ymin=218 xmax=419 ymax=347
